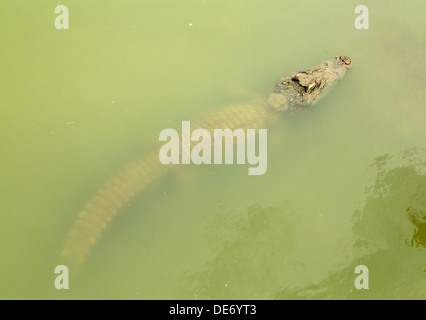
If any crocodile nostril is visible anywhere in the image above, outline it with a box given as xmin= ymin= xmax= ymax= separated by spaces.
xmin=340 ymin=56 xmax=351 ymax=65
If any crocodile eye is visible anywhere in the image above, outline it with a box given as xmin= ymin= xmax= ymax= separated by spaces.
xmin=339 ymin=56 xmax=351 ymax=65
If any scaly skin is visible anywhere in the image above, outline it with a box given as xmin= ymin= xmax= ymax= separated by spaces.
xmin=268 ymin=56 xmax=351 ymax=111
xmin=60 ymin=56 xmax=351 ymax=271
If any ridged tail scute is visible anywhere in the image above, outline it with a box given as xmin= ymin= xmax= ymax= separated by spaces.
xmin=61 ymin=151 xmax=168 ymax=271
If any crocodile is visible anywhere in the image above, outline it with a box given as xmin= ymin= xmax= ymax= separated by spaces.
xmin=60 ymin=56 xmax=352 ymax=271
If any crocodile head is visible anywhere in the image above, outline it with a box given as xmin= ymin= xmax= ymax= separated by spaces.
xmin=268 ymin=56 xmax=352 ymax=111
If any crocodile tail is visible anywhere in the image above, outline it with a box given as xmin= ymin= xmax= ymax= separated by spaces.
xmin=61 ymin=102 xmax=279 ymax=271
xmin=61 ymin=151 xmax=167 ymax=271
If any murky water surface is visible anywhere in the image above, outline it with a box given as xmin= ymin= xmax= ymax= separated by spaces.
xmin=0 ymin=0 xmax=425 ymax=299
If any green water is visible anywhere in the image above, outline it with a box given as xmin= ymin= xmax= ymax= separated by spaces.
xmin=1 ymin=0 xmax=425 ymax=299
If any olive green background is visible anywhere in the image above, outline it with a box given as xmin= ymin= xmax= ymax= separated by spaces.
xmin=0 ymin=0 xmax=425 ymax=299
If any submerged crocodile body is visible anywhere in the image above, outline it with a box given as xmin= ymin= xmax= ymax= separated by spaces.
xmin=61 ymin=56 xmax=352 ymax=270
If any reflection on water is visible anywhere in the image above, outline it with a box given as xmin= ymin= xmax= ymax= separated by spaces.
xmin=273 ymin=148 xmax=426 ymax=299
xmin=184 ymin=203 xmax=299 ymax=300
xmin=408 ymin=208 xmax=426 ymax=249
xmin=356 ymin=148 xmax=426 ymax=250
